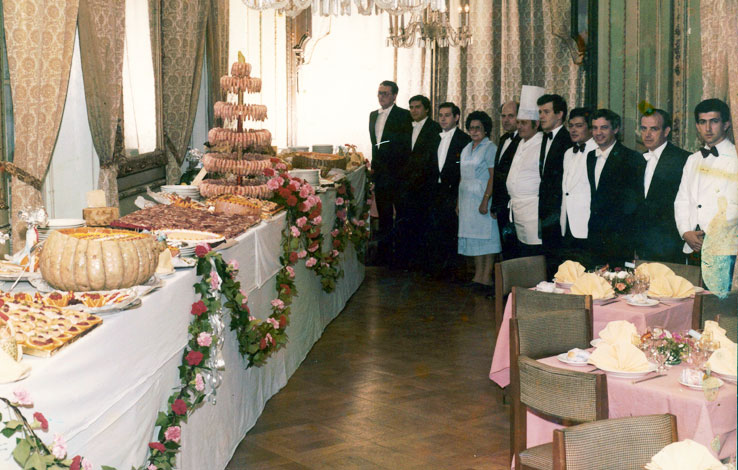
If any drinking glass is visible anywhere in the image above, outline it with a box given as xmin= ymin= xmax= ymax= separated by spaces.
xmin=648 ymin=338 xmax=669 ymax=374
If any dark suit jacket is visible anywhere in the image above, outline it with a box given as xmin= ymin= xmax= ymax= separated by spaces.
xmin=431 ymin=128 xmax=472 ymax=210
xmin=587 ymin=141 xmax=646 ymax=264
xmin=406 ymin=119 xmax=442 ymax=206
xmin=634 ymin=142 xmax=690 ymax=262
xmin=539 ymin=127 xmax=573 ymax=239
xmin=491 ymin=132 xmax=522 ymax=214
xmin=369 ymin=105 xmax=413 ymax=191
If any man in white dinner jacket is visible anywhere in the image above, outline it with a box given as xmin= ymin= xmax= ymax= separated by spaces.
xmin=560 ymin=107 xmax=596 ymax=265
xmin=674 ymin=98 xmax=738 ymax=270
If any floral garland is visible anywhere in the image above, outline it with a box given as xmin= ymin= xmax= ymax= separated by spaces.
xmin=0 ymin=165 xmax=370 ymax=470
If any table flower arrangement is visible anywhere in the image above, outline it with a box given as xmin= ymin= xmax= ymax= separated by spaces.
xmin=597 ymin=268 xmax=639 ymax=295
xmin=647 ymin=328 xmax=694 ymax=365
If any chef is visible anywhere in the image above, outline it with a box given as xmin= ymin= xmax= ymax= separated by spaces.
xmin=506 ymin=85 xmax=545 ymax=257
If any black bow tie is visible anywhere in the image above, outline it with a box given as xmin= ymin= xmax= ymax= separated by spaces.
xmin=700 ymin=147 xmax=719 ymax=158
xmin=543 ymin=132 xmax=553 ymax=140
xmin=573 ymin=143 xmax=586 ymax=153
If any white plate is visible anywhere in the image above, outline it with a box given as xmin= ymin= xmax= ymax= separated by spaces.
xmin=554 ymin=281 xmax=573 ymax=289
xmin=679 ymin=376 xmax=724 ymax=390
xmin=45 ymin=218 xmax=85 ymax=227
xmin=712 ymin=371 xmax=737 ymax=384
xmin=647 ymin=294 xmax=690 ymax=303
xmin=556 ymin=353 xmax=591 ymax=366
xmin=172 ymin=257 xmax=197 ymax=268
xmin=595 ymin=362 xmax=657 ymax=378
xmin=623 ymin=295 xmax=659 ymax=307
xmin=590 ymin=338 xmax=602 ymax=347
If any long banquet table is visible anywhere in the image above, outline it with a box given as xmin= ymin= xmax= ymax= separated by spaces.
xmin=489 ymin=292 xmax=694 ymax=387
xmin=0 ymin=168 xmax=367 ymax=469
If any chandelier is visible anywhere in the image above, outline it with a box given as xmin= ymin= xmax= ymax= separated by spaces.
xmin=386 ymin=3 xmax=472 ymax=48
xmin=241 ymin=0 xmax=447 ymax=17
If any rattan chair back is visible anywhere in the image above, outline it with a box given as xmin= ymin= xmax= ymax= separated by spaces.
xmin=635 ymin=259 xmax=702 ymax=286
xmin=552 ymin=414 xmax=678 ymax=470
xmin=692 ymin=290 xmax=738 ymax=342
xmin=494 ymin=255 xmax=547 ymax=330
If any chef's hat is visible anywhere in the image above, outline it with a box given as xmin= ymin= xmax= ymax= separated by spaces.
xmin=517 ymin=85 xmax=545 ymax=120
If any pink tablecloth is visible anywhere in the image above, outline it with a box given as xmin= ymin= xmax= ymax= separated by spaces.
xmin=489 ymin=295 xmax=694 ymax=387
xmin=528 ymin=356 xmax=737 ymax=460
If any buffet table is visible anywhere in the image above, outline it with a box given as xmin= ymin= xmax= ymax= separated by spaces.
xmin=0 ymin=168 xmax=367 ymax=469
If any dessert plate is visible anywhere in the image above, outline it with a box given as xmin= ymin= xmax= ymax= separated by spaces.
xmin=556 ymin=353 xmax=591 ymax=366
xmin=594 ymin=362 xmax=657 ymax=378
xmin=678 ymin=376 xmax=724 ymax=390
xmin=623 ymin=295 xmax=659 ymax=307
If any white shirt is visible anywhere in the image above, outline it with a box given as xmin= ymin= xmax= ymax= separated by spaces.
xmin=499 ymin=130 xmax=518 ymax=158
xmin=674 ymin=138 xmax=738 ymax=254
xmin=437 ymin=127 xmax=457 ymax=181
xmin=507 ymin=132 xmax=544 ymax=244
xmin=594 ymin=141 xmax=616 ymax=189
xmin=561 ymin=137 xmax=597 ymax=238
xmin=643 ymin=140 xmax=668 ymax=197
xmin=411 ymin=117 xmax=427 ymax=150
xmin=542 ymin=124 xmax=563 ymax=168
xmin=374 ymin=104 xmax=394 ymax=145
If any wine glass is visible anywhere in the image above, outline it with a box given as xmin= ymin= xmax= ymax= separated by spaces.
xmin=648 ymin=338 xmax=669 ymax=374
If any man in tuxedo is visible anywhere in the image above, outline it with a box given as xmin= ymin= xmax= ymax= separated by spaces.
xmin=537 ymin=94 xmax=573 ymax=275
xmin=492 ymin=101 xmax=521 ymax=259
xmin=426 ymin=102 xmax=471 ymax=278
xmin=587 ymin=109 xmax=645 ymax=268
xmin=402 ymin=94 xmax=441 ymax=269
xmin=368 ymin=80 xmax=412 ymax=265
xmin=675 ymin=99 xmax=737 ymax=281
xmin=560 ymin=107 xmax=596 ymax=265
xmin=634 ymin=109 xmax=690 ymax=263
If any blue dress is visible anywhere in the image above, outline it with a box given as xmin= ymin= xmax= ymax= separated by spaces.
xmin=457 ymin=138 xmax=501 ymax=256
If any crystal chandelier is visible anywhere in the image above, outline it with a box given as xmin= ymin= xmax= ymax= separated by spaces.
xmin=386 ymin=3 xmax=472 ymax=48
xmin=242 ymin=0 xmax=447 ymax=16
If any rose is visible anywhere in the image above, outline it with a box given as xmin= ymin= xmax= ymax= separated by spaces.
xmin=288 ymin=251 xmax=298 ymax=263
xmin=164 ymin=426 xmax=181 ymax=443
xmin=270 ymin=157 xmax=281 ymax=164
xmin=299 ymin=185 xmax=311 ymax=198
xmin=263 ymin=167 xmax=275 ymax=177
xmin=266 ymin=178 xmax=280 ymax=190
xmin=210 ymin=269 xmax=221 ymax=291
xmin=333 ymin=239 xmax=341 ymax=248
xmin=195 ymin=243 xmax=211 ymax=258
xmin=82 ymin=457 xmax=93 ymax=470
xmin=279 ymin=283 xmax=291 ymax=296
xmin=286 ymin=266 xmax=295 ymax=278
xmin=279 ymin=315 xmax=288 ymax=328
xmin=331 ymin=229 xmax=340 ymax=237
xmin=275 ymin=176 xmax=285 ymax=185
xmin=287 ymin=182 xmax=299 ymax=192
xmin=271 ymin=298 xmax=285 ymax=310
xmin=12 ymin=388 xmax=32 ymax=406
xmin=186 ymin=350 xmax=204 ymax=366
xmin=615 ymin=282 xmax=626 ymax=291
xmin=309 ymin=209 xmax=321 ymax=220
xmin=149 ymin=442 xmax=166 ymax=453
xmin=617 ymin=271 xmax=628 ymax=279
xmin=171 ymin=398 xmax=187 ymax=415
xmin=267 ymin=317 xmax=280 ymax=329
xmin=148 ymin=465 xmax=158 ymax=470
xmin=33 ymin=412 xmax=48 ymax=431
xmin=336 ymin=197 xmax=345 ymax=206
xmin=298 ymin=202 xmax=309 ymax=212
xmin=337 ymin=210 xmax=347 ymax=220
xmin=296 ymin=216 xmax=308 ymax=228
xmin=332 ymin=249 xmax=339 ymax=257
xmin=70 ymin=456 xmax=82 ymax=470
xmin=297 ymin=250 xmax=307 ymax=259
xmin=313 ymin=215 xmax=322 ymax=225
xmin=195 ymin=373 xmax=205 ymax=392
xmin=278 ymin=187 xmax=292 ymax=199
xmin=51 ymin=433 xmax=67 ymax=459
xmin=287 ymin=195 xmax=298 ymax=206
xmin=197 ymin=332 xmax=212 ymax=347
xmin=290 ymin=225 xmax=301 ymax=237
xmin=276 ymin=162 xmax=288 ymax=171
xmin=191 ymin=300 xmax=207 ymax=316
xmin=266 ymin=333 xmax=274 ymax=345
xmin=259 ymin=337 xmax=268 ymax=350
xmin=308 ymin=242 xmax=319 ymax=252
xmin=306 ymin=257 xmax=317 ymax=268
xmin=337 ymin=185 xmax=346 ymax=195
xmin=228 ymin=259 xmax=239 ymax=272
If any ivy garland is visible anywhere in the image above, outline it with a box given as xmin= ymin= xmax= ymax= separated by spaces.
xmin=0 ymin=167 xmax=370 ymax=470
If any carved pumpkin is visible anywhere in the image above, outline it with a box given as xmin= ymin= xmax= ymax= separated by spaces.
xmin=40 ymin=228 xmax=162 ymax=291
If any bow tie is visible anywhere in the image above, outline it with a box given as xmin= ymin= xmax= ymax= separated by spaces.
xmin=643 ymin=151 xmax=657 ymax=162
xmin=543 ymin=132 xmax=553 ymax=140
xmin=412 ymin=121 xmax=422 ymax=128
xmin=378 ymin=108 xmax=389 ymax=115
xmin=573 ymin=143 xmax=586 ymax=153
xmin=700 ymin=146 xmax=719 ymax=158
xmin=440 ymin=130 xmax=454 ymax=139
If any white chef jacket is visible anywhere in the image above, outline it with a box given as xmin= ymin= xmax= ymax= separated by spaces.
xmin=561 ymin=138 xmax=597 ymax=238
xmin=507 ymin=132 xmax=543 ymax=244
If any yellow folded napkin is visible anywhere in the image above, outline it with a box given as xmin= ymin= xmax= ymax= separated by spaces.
xmin=645 ymin=439 xmax=727 ymax=470
xmin=570 ymin=273 xmax=615 ymax=299
xmin=647 ymin=274 xmax=694 ymax=298
xmin=554 ymin=260 xmax=585 ymax=284
xmin=598 ymin=320 xmax=638 ymax=345
xmin=704 ymin=320 xmax=736 ymax=350
xmin=635 ymin=262 xmax=675 ymax=280
xmin=707 ymin=344 xmax=738 ymax=376
xmin=0 ymin=349 xmax=31 ymax=384
xmin=588 ymin=341 xmax=650 ymax=372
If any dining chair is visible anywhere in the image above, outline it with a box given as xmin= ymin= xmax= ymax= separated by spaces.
xmin=552 ymin=414 xmax=678 ymax=470
xmin=494 ymin=255 xmax=547 ymax=331
xmin=509 ymin=288 xmax=595 ymax=469
xmin=635 ymin=259 xmax=702 ymax=286
xmin=511 ymin=356 xmax=607 ymax=470
xmin=692 ymin=290 xmax=738 ymax=342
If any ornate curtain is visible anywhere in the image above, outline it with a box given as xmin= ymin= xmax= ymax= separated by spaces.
xmin=160 ymin=0 xmax=208 ymax=184
xmin=78 ymin=0 xmax=125 ymax=207
xmin=206 ymin=0 xmax=229 ymax=130
xmin=2 ymin=0 xmax=79 ymax=246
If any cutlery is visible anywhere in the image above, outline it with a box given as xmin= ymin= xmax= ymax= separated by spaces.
xmin=599 ymin=298 xmax=619 ymax=306
xmin=632 ymin=373 xmax=666 ymax=384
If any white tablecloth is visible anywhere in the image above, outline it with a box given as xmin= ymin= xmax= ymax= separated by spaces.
xmin=0 ymin=168 xmax=366 ymax=469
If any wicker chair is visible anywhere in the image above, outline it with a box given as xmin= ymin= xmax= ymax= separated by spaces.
xmin=635 ymin=259 xmax=702 ymax=286
xmin=494 ymin=255 xmax=547 ymax=331
xmin=552 ymin=414 xmax=678 ymax=470
xmin=692 ymin=290 xmax=738 ymax=342
xmin=509 ymin=288 xmax=595 ymax=470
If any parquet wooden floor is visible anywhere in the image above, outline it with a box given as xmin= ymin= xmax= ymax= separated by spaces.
xmin=226 ymin=267 xmax=510 ymax=469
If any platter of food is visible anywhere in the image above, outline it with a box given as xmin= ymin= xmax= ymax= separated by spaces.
xmin=0 ymin=261 xmax=41 ymax=281
xmin=4 ymin=289 xmax=139 ymax=315
xmin=157 ymin=229 xmax=225 ymax=245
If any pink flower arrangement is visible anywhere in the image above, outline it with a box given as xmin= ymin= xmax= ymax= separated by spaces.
xmin=299 ymin=185 xmax=311 ymax=198
xmin=271 ymin=299 xmax=285 ymax=310
xmin=12 ymin=388 xmax=32 ymax=406
xmin=290 ymin=225 xmax=301 ymax=237
xmin=51 ymin=433 xmax=67 ymax=459
xmin=297 ymin=250 xmax=307 ymax=259
xmin=266 ymin=178 xmax=280 ymax=190
xmin=306 ymin=257 xmax=317 ymax=268
xmin=313 ymin=215 xmax=322 ymax=225
xmin=336 ymin=197 xmax=345 ymax=206
xmin=195 ymin=373 xmax=205 ymax=392
xmin=296 ymin=216 xmax=308 ymax=228
xmin=266 ymin=317 xmax=280 ymax=329
xmin=276 ymin=162 xmax=287 ymax=171
xmin=286 ymin=266 xmax=295 ymax=278
xmin=197 ymin=332 xmax=212 ymax=347
xmin=164 ymin=425 xmax=181 ymax=443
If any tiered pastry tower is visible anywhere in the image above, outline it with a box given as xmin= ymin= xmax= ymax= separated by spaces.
xmin=200 ymin=52 xmax=275 ymax=199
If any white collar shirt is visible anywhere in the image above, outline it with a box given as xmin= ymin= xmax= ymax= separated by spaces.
xmin=499 ymin=130 xmax=518 ymax=157
xmin=411 ymin=117 xmax=428 ymax=150
xmin=375 ymin=104 xmax=394 ymax=145
xmin=437 ymin=127 xmax=457 ymax=181
xmin=594 ymin=141 xmax=616 ymax=189
xmin=542 ymin=124 xmax=563 ymax=166
xmin=643 ymin=141 xmax=668 ymax=197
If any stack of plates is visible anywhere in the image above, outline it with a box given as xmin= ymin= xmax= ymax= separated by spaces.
xmin=160 ymin=185 xmax=202 ymax=201
xmin=289 ymin=169 xmax=320 ymax=186
xmin=39 ymin=218 xmax=85 ymax=241
xmin=178 ymin=245 xmax=196 ymax=258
